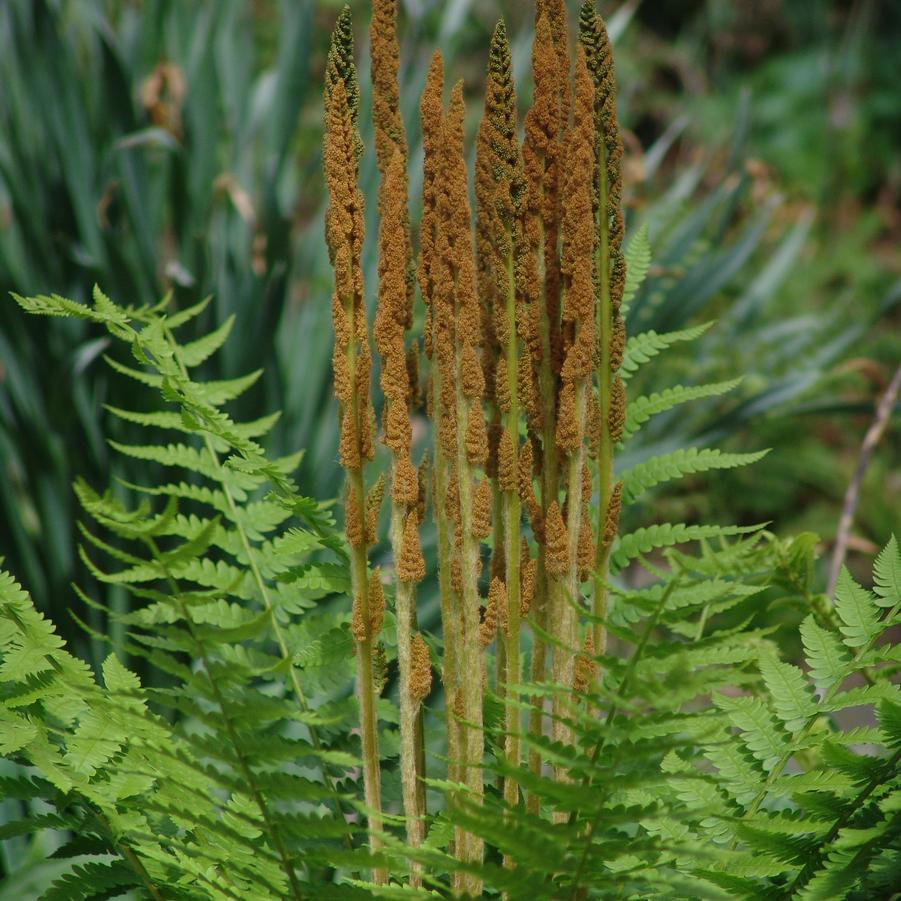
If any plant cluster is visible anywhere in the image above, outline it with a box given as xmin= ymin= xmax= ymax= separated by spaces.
xmin=0 ymin=1 xmax=898 ymax=899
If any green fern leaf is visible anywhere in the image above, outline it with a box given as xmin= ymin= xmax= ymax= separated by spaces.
xmin=619 ymin=447 xmax=769 ymax=503
xmin=714 ymin=695 xmax=790 ymax=769
xmin=759 ymin=653 xmax=817 ymax=732
xmin=799 ymin=615 xmax=851 ymax=691
xmin=613 ymin=523 xmax=760 ymax=568
xmin=41 ymin=859 xmax=138 ymax=900
xmin=621 ymin=223 xmax=651 ymax=316
xmin=833 ymin=567 xmax=880 ymax=648
xmin=619 ymin=322 xmax=713 ymax=381
xmin=165 ymin=295 xmax=212 ymax=328
xmin=873 ymin=535 xmax=901 ymax=607
xmin=178 ymin=314 xmax=235 ymax=367
xmin=622 ymin=378 xmax=743 ymax=440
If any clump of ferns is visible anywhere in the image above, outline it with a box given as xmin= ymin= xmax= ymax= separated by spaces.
xmin=2 ymin=2 xmax=898 ymax=899
xmin=321 ymin=0 xmax=783 ymax=893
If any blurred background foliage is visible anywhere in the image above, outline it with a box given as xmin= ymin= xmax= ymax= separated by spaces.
xmin=0 ymin=0 xmax=898 ymax=660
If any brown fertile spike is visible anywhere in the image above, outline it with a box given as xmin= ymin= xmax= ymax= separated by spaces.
xmin=544 ymin=501 xmax=568 ymax=574
xmin=384 ymin=396 xmax=411 ymax=453
xmin=472 ymin=479 xmax=492 ymax=539
xmin=573 ymin=630 xmax=597 ymax=693
xmin=520 ymin=544 xmax=536 ymax=616
xmin=345 ymin=483 xmax=365 ymax=547
xmin=392 ymin=453 xmax=419 ymax=507
xmin=555 ymin=382 xmax=579 ymax=454
xmin=368 ymin=569 xmax=386 ymax=636
xmin=498 ymin=428 xmax=518 ymax=492
xmin=410 ymin=633 xmax=433 ymax=701
xmin=577 ymin=509 xmax=594 ymax=579
xmin=461 ymin=344 xmax=486 ymax=397
xmin=610 ymin=316 xmax=626 ymax=373
xmin=352 ymin=592 xmax=367 ymax=642
xmin=608 ymin=377 xmax=626 ymax=444
xmin=480 ymin=584 xmax=499 ymax=647
xmin=581 ymin=462 xmax=592 ymax=505
xmin=518 ymin=352 xmax=540 ymax=431
xmin=398 ymin=512 xmax=426 ymax=583
xmin=339 ymin=409 xmax=361 ymax=470
xmin=491 ymin=576 xmax=510 ymax=636
xmin=465 ymin=405 xmax=489 ymax=466
xmin=445 ymin=469 xmax=460 ymax=525
xmin=495 ymin=362 xmax=512 ymax=414
xmin=602 ymin=480 xmax=623 ymax=548
xmin=518 ymin=437 xmax=534 ymax=500
xmin=418 ymin=51 xmax=445 ymax=324
xmin=374 ymin=149 xmax=409 ymax=353
xmin=370 ymin=0 xmax=406 ymax=174
xmin=365 ymin=474 xmax=385 ymax=544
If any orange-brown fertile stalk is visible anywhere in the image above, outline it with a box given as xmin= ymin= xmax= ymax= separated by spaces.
xmin=434 ymin=81 xmax=487 ymax=887
xmin=550 ymin=46 xmax=596 ymax=783
xmin=323 ymin=8 xmax=384 ymax=883
xmin=580 ymin=1 xmax=627 ymax=659
xmin=418 ymin=51 xmax=466 ymax=822
xmin=521 ymin=7 xmax=570 ymax=815
xmin=476 ymin=20 xmax=529 ymax=818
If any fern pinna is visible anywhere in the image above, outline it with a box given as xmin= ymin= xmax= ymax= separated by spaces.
xmin=1 ymin=1 xmax=899 ymax=899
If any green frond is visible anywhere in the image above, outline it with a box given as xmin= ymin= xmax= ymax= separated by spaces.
xmin=621 ymin=224 xmax=651 ymax=316
xmin=833 ymin=566 xmax=880 ymax=648
xmin=619 ymin=447 xmax=769 ymax=503
xmin=873 ymin=534 xmax=901 ymax=607
xmin=619 ymin=322 xmax=714 ymax=380
xmin=623 ymin=378 xmax=743 ymax=441
xmin=612 ymin=522 xmax=761 ymax=568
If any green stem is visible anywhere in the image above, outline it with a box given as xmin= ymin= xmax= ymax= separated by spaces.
xmin=593 ymin=135 xmax=614 ymax=657
xmin=453 ymin=330 xmax=485 ymax=888
xmin=551 ymin=382 xmax=588 ymax=788
xmin=528 ymin=217 xmax=559 ymax=815
xmin=503 ymin=253 xmax=523 ymax=821
xmin=389 ymin=500 xmax=425 ymax=886
xmin=348 ymin=468 xmax=386 ymax=883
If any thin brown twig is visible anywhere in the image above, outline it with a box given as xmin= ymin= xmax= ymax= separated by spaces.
xmin=827 ymin=364 xmax=901 ymax=595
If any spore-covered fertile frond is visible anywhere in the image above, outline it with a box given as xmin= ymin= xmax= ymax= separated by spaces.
xmin=4 ymin=289 xmax=371 ymax=898
xmin=323 ymin=10 xmax=387 ymax=881
xmin=9 ymin=4 xmax=887 ymax=897
xmin=475 ymin=18 xmax=529 ymax=816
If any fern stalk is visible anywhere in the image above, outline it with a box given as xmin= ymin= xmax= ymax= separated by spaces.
xmin=580 ymin=2 xmax=627 ymax=659
xmin=418 ymin=50 xmax=466 ymax=824
xmin=521 ymin=7 xmax=566 ymax=815
xmin=546 ymin=47 xmax=597 ymax=784
xmin=323 ymin=12 xmax=385 ymax=881
xmin=371 ymin=1 xmax=430 ymax=880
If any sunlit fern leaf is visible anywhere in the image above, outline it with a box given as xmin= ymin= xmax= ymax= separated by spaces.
xmin=619 ymin=321 xmax=713 ymax=381
xmin=612 ymin=522 xmax=761 ymax=569
xmin=833 ymin=566 xmax=880 ymax=648
xmin=622 ymin=378 xmax=743 ymax=441
xmin=621 ymin=223 xmax=651 ymax=317
xmin=873 ymin=534 xmax=901 ymax=607
xmin=619 ymin=447 xmax=769 ymax=503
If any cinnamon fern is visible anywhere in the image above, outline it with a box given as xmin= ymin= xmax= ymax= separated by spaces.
xmin=1 ymin=2 xmax=897 ymax=899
